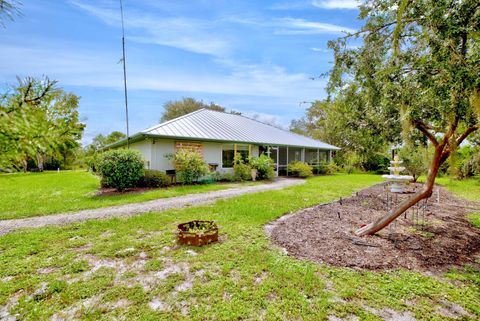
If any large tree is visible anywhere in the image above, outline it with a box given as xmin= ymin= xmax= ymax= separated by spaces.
xmin=0 ymin=77 xmax=85 ymax=171
xmin=328 ymin=0 xmax=480 ymax=236
xmin=290 ymin=95 xmax=397 ymax=169
xmin=160 ymin=97 xmax=225 ymax=122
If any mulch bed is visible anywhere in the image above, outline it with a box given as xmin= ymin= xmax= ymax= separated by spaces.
xmin=96 ymin=187 xmax=155 ymax=196
xmin=269 ymin=183 xmax=480 ymax=272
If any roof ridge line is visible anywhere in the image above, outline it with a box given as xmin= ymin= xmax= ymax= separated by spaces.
xmin=205 ymin=108 xmax=331 ymax=145
xmin=142 ymin=108 xmax=207 ymax=133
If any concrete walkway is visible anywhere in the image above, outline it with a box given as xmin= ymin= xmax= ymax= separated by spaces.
xmin=0 ymin=178 xmax=305 ymax=236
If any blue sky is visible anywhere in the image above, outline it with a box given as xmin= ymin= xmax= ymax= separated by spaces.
xmin=0 ymin=0 xmax=362 ymax=144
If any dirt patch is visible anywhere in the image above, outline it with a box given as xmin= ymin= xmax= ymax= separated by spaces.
xmin=269 ymin=183 xmax=480 ymax=271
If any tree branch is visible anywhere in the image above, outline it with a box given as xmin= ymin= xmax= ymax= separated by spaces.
xmin=412 ymin=120 xmax=438 ymax=146
xmin=456 ymin=125 xmax=479 ymax=146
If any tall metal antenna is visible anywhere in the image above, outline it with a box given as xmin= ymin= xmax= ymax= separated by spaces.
xmin=119 ymin=0 xmax=130 ymax=148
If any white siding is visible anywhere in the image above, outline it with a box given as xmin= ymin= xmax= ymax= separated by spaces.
xmin=131 ymin=138 xmax=261 ymax=174
xmin=203 ymin=142 xmax=223 ymax=166
xmin=130 ymin=140 xmax=152 ymax=169
xmin=151 ymin=139 xmax=175 ymax=171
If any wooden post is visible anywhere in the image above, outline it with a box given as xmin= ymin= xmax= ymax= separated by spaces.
xmin=329 ymin=150 xmax=333 ymax=163
xmin=248 ymin=144 xmax=251 ymax=157
xmin=234 ymin=144 xmax=237 ymax=157
xmin=317 ymin=149 xmax=320 ymax=164
xmin=301 ymin=148 xmax=305 ymax=162
xmin=276 ymin=146 xmax=279 ymax=177
xmin=286 ymin=146 xmax=289 ymax=177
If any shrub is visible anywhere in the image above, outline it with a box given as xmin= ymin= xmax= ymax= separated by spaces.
xmin=97 ymin=149 xmax=145 ymax=191
xmin=343 ymin=165 xmax=355 ymax=174
xmin=85 ymin=154 xmax=100 ymax=172
xmin=287 ymin=161 xmax=313 ymax=178
xmin=140 ymin=169 xmax=171 ymax=188
xmin=250 ymin=154 xmax=275 ymax=180
xmin=213 ymin=172 xmax=236 ymax=182
xmin=233 ymin=153 xmax=252 ymax=181
xmin=168 ymin=149 xmax=209 ymax=184
xmin=314 ymin=161 xmax=339 ymax=175
xmin=325 ymin=163 xmax=340 ymax=175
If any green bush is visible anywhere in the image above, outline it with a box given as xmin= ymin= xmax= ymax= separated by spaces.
xmin=140 ymin=169 xmax=171 ymax=188
xmin=233 ymin=153 xmax=252 ymax=181
xmin=168 ymin=149 xmax=209 ymax=184
xmin=213 ymin=172 xmax=237 ymax=182
xmin=97 ymin=149 xmax=145 ymax=191
xmin=314 ymin=161 xmax=338 ymax=175
xmin=343 ymin=164 xmax=355 ymax=174
xmin=287 ymin=161 xmax=313 ymax=178
xmin=250 ymin=154 xmax=275 ymax=180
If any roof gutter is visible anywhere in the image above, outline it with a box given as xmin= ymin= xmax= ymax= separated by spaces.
xmin=101 ymin=133 xmax=145 ymax=150
xmin=122 ymin=133 xmax=341 ymax=150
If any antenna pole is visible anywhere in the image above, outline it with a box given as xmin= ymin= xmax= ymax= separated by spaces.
xmin=120 ymin=0 xmax=130 ymax=148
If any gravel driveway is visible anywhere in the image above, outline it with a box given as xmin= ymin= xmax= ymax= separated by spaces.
xmin=0 ymin=178 xmax=305 ymax=236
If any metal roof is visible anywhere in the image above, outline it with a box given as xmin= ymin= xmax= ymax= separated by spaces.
xmin=111 ymin=109 xmax=340 ymax=150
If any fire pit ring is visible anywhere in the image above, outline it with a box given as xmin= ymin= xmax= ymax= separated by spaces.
xmin=177 ymin=220 xmax=218 ymax=246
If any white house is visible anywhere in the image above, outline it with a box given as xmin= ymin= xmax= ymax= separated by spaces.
xmin=107 ymin=109 xmax=340 ymax=176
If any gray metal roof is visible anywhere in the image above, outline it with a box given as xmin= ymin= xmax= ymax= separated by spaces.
xmin=113 ymin=109 xmax=340 ymax=150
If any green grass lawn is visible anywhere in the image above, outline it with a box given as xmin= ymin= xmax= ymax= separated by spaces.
xmin=1 ymin=173 xmax=479 ymax=320
xmin=0 ymin=171 xmax=250 ymax=220
xmin=435 ymin=176 xmax=480 ymax=228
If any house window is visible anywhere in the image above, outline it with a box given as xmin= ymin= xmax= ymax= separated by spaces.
xmin=222 ymin=144 xmax=249 ymax=168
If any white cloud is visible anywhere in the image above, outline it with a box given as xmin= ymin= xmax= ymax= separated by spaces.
xmin=70 ymin=1 xmax=231 ymax=56
xmin=312 ymin=0 xmax=360 ymax=10
xmin=0 ymin=42 xmax=325 ymax=99
xmin=311 ymin=47 xmax=330 ymax=52
xmin=227 ymin=16 xmax=355 ymax=35
xmin=275 ymin=18 xmax=355 ymax=35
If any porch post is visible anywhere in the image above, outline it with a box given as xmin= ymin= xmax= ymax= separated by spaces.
xmin=248 ymin=144 xmax=251 ymax=157
xmin=329 ymin=150 xmax=333 ymax=163
xmin=276 ymin=146 xmax=279 ymax=177
xmin=301 ymin=148 xmax=305 ymax=162
xmin=286 ymin=146 xmax=289 ymax=177
xmin=317 ymin=149 xmax=320 ymax=164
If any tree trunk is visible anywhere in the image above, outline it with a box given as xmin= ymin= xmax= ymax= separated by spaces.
xmin=36 ymin=154 xmax=44 ymax=172
xmin=355 ymin=144 xmax=444 ymax=236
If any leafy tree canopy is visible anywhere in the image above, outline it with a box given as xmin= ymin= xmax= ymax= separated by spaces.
xmin=86 ymin=131 xmax=126 ymax=153
xmin=0 ymin=76 xmax=85 ymax=170
xmin=323 ymin=0 xmax=479 ymax=235
xmin=160 ymin=97 xmax=225 ymax=122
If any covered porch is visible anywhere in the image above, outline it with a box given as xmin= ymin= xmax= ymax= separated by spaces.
xmin=259 ymin=146 xmax=333 ymax=176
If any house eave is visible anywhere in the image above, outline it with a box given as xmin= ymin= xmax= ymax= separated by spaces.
xmin=105 ymin=133 xmax=340 ymax=151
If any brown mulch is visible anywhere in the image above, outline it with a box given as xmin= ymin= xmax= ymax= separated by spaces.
xmin=95 ymin=187 xmax=155 ymax=196
xmin=269 ymin=183 xmax=480 ymax=272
